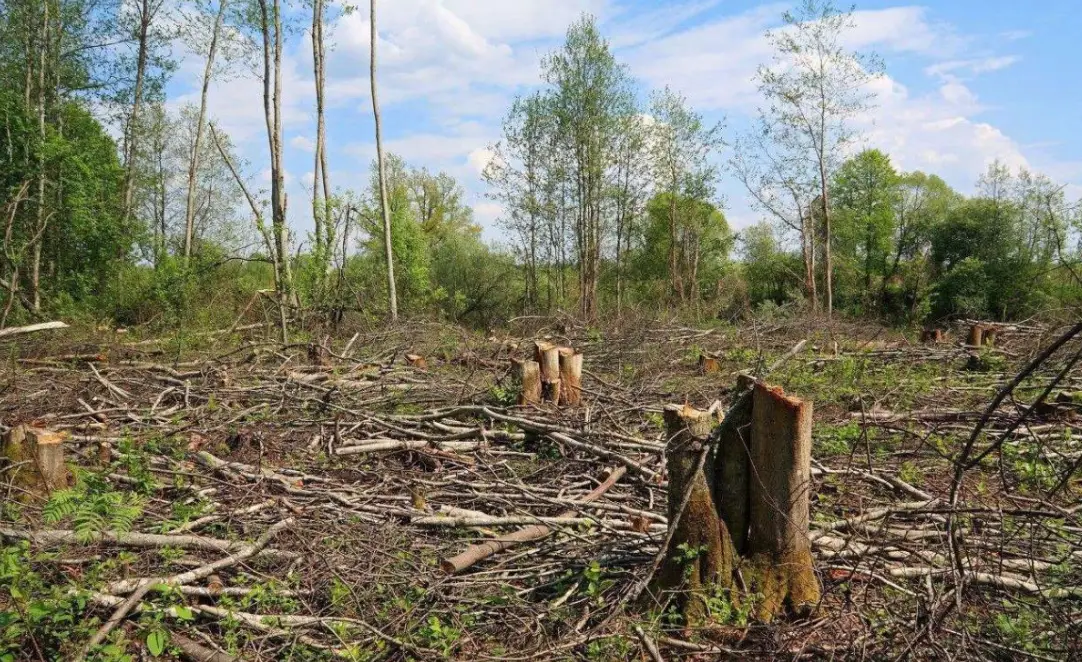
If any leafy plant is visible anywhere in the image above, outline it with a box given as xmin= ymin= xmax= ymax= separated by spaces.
xmin=43 ymin=473 xmax=145 ymax=542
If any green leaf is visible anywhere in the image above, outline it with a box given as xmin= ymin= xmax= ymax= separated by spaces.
xmin=146 ymin=629 xmax=168 ymax=656
xmin=173 ymin=605 xmax=194 ymax=621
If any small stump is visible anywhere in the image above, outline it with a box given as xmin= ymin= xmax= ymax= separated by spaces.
xmin=698 ymin=352 xmax=721 ymax=374
xmin=2 ymin=425 xmax=70 ymax=497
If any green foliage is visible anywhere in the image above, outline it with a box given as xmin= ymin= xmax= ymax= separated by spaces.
xmin=43 ymin=473 xmax=145 ymax=542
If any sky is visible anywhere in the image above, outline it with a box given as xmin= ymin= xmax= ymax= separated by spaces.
xmin=165 ymin=0 xmax=1082 ymax=246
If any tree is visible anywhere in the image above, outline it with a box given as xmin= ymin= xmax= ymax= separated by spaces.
xmin=542 ymin=14 xmax=636 ymax=319
xmin=182 ymin=0 xmax=228 ymax=262
xmin=756 ymin=0 xmax=881 ymax=317
xmin=370 ymin=0 xmax=397 ymax=321
xmin=831 ymin=149 xmax=898 ymax=303
xmin=309 ymin=0 xmax=334 ymax=299
xmin=636 ymin=193 xmax=732 ymax=305
xmin=649 ymin=87 xmax=723 ymax=305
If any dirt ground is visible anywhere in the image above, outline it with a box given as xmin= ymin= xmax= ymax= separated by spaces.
xmin=1 ymin=315 xmax=1081 ymax=661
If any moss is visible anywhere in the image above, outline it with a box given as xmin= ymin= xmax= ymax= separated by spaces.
xmin=743 ymin=548 xmax=820 ymax=622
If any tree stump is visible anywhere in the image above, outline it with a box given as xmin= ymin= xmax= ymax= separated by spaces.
xmin=512 ymin=358 xmax=541 ymax=405
xmin=698 ymin=352 xmax=721 ymax=374
xmin=967 ymin=325 xmax=984 ymax=347
xmin=746 ymin=383 xmax=819 ymax=620
xmin=921 ymin=328 xmax=943 ymax=344
xmin=983 ymin=328 xmax=997 ymax=347
xmin=2 ymin=425 xmax=69 ymax=496
xmin=558 ymin=349 xmax=583 ymax=407
xmin=534 ymin=342 xmax=561 ymax=404
xmin=653 ymin=379 xmax=820 ymax=625
xmin=651 ymin=405 xmax=735 ymax=624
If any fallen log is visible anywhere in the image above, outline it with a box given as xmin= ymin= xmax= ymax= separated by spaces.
xmin=440 ymin=465 xmax=626 ymax=573
xmin=0 ymin=320 xmax=68 ymax=338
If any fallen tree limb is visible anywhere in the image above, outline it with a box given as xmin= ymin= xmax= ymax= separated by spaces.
xmin=0 ymin=320 xmax=68 ymax=338
xmin=440 ymin=466 xmax=627 ymax=573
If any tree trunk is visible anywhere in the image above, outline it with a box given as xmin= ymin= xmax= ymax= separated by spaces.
xmin=819 ymin=166 xmax=833 ymax=318
xmin=184 ymin=0 xmax=227 ymax=262
xmin=31 ymin=0 xmax=47 ymax=312
xmin=370 ymin=0 xmax=397 ymax=321
xmin=746 ymin=382 xmax=820 ymax=620
xmin=712 ymin=376 xmax=753 ymax=553
xmin=558 ymin=348 xmax=582 ymax=407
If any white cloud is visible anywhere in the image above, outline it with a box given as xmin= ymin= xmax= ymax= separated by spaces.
xmin=925 ymin=55 xmax=1020 ymax=79
xmin=290 ymin=135 xmax=316 ymax=152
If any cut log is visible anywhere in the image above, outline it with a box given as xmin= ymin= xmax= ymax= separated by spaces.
xmin=404 ymin=353 xmax=428 ymax=370
xmin=746 ymin=383 xmax=820 ymax=620
xmin=650 ymin=404 xmax=735 ymax=624
xmin=0 ymin=320 xmax=69 ymax=338
xmin=534 ymin=342 xmax=561 ymax=404
xmin=512 ymin=358 xmax=542 ymax=405
xmin=967 ymin=324 xmax=984 ymax=348
xmin=558 ymin=348 xmax=583 ymax=407
xmin=713 ymin=375 xmax=754 ymax=554
xmin=2 ymin=425 xmax=69 ymax=496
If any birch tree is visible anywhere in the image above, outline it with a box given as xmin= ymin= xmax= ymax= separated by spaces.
xmin=370 ymin=0 xmax=397 ymax=321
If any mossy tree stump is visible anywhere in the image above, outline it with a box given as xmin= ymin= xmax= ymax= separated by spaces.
xmin=652 ymin=381 xmax=820 ymax=625
xmin=745 ymin=383 xmax=819 ymax=620
xmin=651 ymin=404 xmax=736 ymax=624
xmin=2 ymin=425 xmax=70 ymax=497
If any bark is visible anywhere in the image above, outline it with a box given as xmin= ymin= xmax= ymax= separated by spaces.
xmin=746 ymin=382 xmax=820 ymax=620
xmin=31 ymin=0 xmax=47 ymax=311
xmin=558 ymin=348 xmax=583 ymax=407
xmin=370 ymin=0 xmax=397 ymax=321
xmin=184 ymin=0 xmax=227 ymax=261
xmin=967 ymin=325 xmax=984 ymax=348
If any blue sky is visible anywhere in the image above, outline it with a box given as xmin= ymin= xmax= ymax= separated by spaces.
xmin=166 ymin=0 xmax=1082 ymax=246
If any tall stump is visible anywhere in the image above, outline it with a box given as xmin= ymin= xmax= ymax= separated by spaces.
xmin=558 ymin=349 xmax=583 ymax=407
xmin=534 ymin=342 xmax=561 ymax=404
xmin=746 ymin=383 xmax=820 ymax=620
xmin=512 ymin=358 xmax=542 ymax=405
xmin=651 ymin=405 xmax=735 ymax=623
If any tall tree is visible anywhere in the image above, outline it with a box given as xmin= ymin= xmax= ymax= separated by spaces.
xmin=370 ymin=0 xmax=397 ymax=321
xmin=542 ymin=15 xmax=635 ymax=319
xmin=832 ymin=149 xmax=899 ymax=296
xmin=756 ymin=0 xmax=880 ymax=317
xmin=310 ymin=0 xmax=333 ymax=296
xmin=182 ymin=0 xmax=228 ymax=262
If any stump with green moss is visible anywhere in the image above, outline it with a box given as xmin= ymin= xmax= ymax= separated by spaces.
xmin=651 ymin=404 xmax=736 ymax=624
xmin=652 ymin=380 xmax=820 ymax=625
